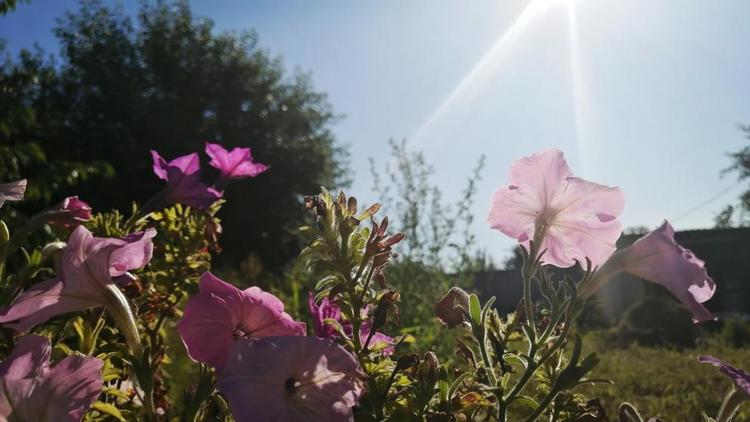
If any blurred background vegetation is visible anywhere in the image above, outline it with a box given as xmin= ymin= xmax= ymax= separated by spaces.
xmin=2 ymin=0 xmax=750 ymax=420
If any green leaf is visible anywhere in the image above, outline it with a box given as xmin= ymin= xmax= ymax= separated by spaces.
xmin=469 ymin=294 xmax=482 ymax=326
xmin=448 ymin=373 xmax=471 ymax=398
xmin=90 ymin=401 xmax=125 ymax=421
xmin=480 ymin=296 xmax=496 ymax=325
xmin=515 ymin=395 xmax=540 ymax=410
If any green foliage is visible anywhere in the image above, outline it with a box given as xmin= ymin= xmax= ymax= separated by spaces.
xmin=0 ymin=0 xmax=347 ymax=272
xmin=0 ymin=45 xmax=113 ymax=213
xmin=582 ymin=332 xmax=750 ymax=421
xmin=715 ymin=125 xmax=750 ymax=227
xmin=0 ymin=0 xmax=28 ymax=15
xmin=601 ymin=296 xmax=700 ymax=348
xmin=0 ymin=196 xmax=227 ymax=420
xmin=368 ymin=139 xmax=491 ymax=356
xmin=370 ymin=139 xmax=485 ymax=269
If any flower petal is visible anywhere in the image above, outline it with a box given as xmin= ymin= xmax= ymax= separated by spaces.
xmin=543 ymin=177 xmax=625 ymax=267
xmin=0 ymin=335 xmax=51 ymax=380
xmin=605 ymin=221 xmax=716 ymax=323
xmin=177 ymin=272 xmax=305 ymax=371
xmin=0 ymin=179 xmax=27 ymax=208
xmin=508 ymin=149 xmax=572 ymax=206
xmin=36 ymin=354 xmax=103 ymax=422
xmin=698 ymin=355 xmax=750 ymax=396
xmin=108 ymin=228 xmax=156 ymax=277
xmin=150 ymin=150 xmax=168 ymax=181
xmin=487 ymin=185 xmax=538 ymax=244
xmin=176 ymin=291 xmax=236 ymax=370
xmin=218 ymin=336 xmax=362 ymax=422
xmin=0 ymin=279 xmax=97 ymax=332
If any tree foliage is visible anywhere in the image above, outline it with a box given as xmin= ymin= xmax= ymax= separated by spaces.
xmin=0 ymin=0 xmax=348 ymax=271
xmin=716 ymin=125 xmax=750 ymax=227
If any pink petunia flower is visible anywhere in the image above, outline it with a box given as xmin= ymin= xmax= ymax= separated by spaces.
xmin=308 ymin=292 xmax=343 ymax=339
xmin=0 ymin=226 xmax=155 ymax=352
xmin=47 ymin=196 xmax=93 ymax=228
xmin=0 ymin=335 xmax=103 ymax=422
xmin=698 ymin=355 xmax=750 ymax=397
xmin=0 ymin=179 xmax=26 ymax=208
xmin=217 ymin=336 xmax=363 ymax=422
xmin=307 ymin=293 xmax=394 ymax=356
xmin=205 ymin=142 xmax=269 ymax=190
xmin=149 ymin=150 xmax=221 ymax=211
xmin=594 ymin=221 xmax=716 ymax=323
xmin=177 ymin=272 xmax=306 ymax=371
xmin=487 ymin=149 xmax=625 ymax=268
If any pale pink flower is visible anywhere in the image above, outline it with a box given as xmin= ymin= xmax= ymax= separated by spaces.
xmin=595 ymin=221 xmax=715 ymax=323
xmin=149 ymin=150 xmax=221 ymax=210
xmin=0 ymin=335 xmax=103 ymax=422
xmin=487 ymin=149 xmax=625 ymax=268
xmin=177 ymin=272 xmax=306 ymax=371
xmin=217 ymin=336 xmax=363 ymax=422
xmin=0 ymin=179 xmax=26 ymax=208
xmin=698 ymin=355 xmax=750 ymax=396
xmin=0 ymin=226 xmax=155 ymax=351
xmin=205 ymin=142 xmax=269 ymax=190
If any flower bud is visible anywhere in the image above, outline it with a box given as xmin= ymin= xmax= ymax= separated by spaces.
xmin=419 ymin=351 xmax=440 ymax=385
xmin=434 ymin=287 xmax=470 ymax=327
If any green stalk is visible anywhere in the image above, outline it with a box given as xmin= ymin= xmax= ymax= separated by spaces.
xmin=716 ymin=387 xmax=746 ymax=422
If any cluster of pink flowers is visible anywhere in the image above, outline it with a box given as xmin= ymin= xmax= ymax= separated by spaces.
xmin=0 ymin=142 xmax=278 ymax=420
xmin=148 ymin=142 xmax=268 ymax=211
xmin=2 ymin=146 xmax=748 ymax=421
xmin=177 ymin=272 xmax=364 ymax=420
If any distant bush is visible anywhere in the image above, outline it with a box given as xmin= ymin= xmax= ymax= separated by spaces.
xmin=603 ymin=296 xmax=700 ymax=348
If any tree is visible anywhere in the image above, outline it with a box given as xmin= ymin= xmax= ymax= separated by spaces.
xmin=1 ymin=0 xmax=348 ymax=271
xmin=0 ymin=44 xmax=113 ymax=224
xmin=716 ymin=125 xmax=750 ymax=227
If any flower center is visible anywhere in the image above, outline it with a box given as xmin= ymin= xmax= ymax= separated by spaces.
xmin=232 ymin=327 xmax=249 ymax=339
xmin=285 ymin=377 xmax=300 ymax=396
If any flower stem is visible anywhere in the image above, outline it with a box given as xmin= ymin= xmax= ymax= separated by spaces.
xmin=716 ymin=387 xmax=745 ymax=422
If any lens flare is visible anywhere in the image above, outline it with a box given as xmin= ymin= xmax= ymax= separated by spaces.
xmin=412 ymin=0 xmax=585 ymax=152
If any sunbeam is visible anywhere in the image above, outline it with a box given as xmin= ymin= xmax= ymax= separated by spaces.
xmin=410 ymin=0 xmax=582 ymax=150
xmin=566 ymin=0 xmax=590 ymax=172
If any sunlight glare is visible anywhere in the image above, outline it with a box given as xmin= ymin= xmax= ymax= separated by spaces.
xmin=411 ymin=0 xmax=582 ymax=149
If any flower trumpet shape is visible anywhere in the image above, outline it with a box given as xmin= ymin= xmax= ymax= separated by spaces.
xmin=177 ymin=272 xmax=306 ymax=371
xmin=0 ymin=335 xmax=103 ymax=422
xmin=149 ymin=150 xmax=221 ymax=210
xmin=591 ymin=221 xmax=716 ymax=323
xmin=0 ymin=179 xmax=26 ymax=208
xmin=217 ymin=336 xmax=363 ymax=422
xmin=487 ymin=149 xmax=625 ymax=268
xmin=0 ymin=226 xmax=155 ymax=353
xmin=47 ymin=196 xmax=93 ymax=228
xmin=205 ymin=142 xmax=268 ymax=190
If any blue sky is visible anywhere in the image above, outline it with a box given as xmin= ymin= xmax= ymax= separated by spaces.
xmin=2 ymin=0 xmax=749 ymax=264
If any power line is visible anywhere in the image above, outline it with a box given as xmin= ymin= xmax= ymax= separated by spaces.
xmin=672 ymin=180 xmax=744 ymax=223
